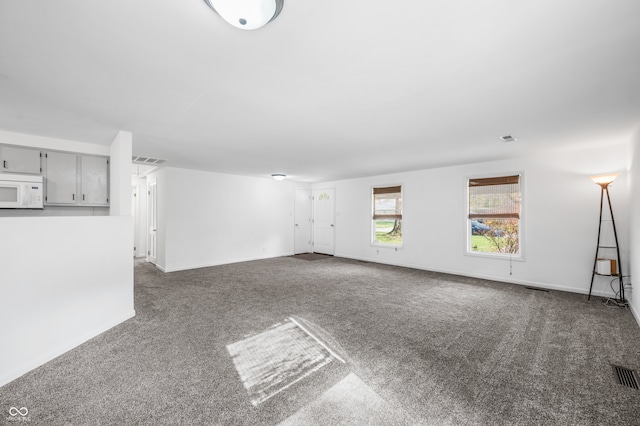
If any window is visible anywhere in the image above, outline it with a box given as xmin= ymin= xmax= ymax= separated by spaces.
xmin=373 ymin=185 xmax=402 ymax=246
xmin=468 ymin=175 xmax=521 ymax=255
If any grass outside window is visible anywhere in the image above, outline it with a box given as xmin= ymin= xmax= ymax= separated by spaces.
xmin=374 ymin=220 xmax=402 ymax=246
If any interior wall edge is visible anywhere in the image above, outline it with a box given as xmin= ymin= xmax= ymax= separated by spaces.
xmin=629 ymin=296 xmax=640 ymax=329
xmin=628 ymin=126 xmax=640 ymax=319
xmin=0 ymin=309 xmax=135 ymax=388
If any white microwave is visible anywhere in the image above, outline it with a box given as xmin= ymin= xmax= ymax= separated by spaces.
xmin=0 ymin=173 xmax=44 ymax=209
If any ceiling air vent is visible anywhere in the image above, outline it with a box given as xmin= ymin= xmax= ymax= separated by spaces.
xmin=132 ymin=156 xmax=166 ymax=177
xmin=132 ymin=156 xmax=166 ymax=165
xmin=500 ymin=135 xmax=517 ymax=143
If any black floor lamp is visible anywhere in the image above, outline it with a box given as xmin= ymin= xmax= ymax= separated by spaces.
xmin=588 ymin=173 xmax=625 ymax=303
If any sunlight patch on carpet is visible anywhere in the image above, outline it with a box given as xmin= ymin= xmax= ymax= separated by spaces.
xmin=227 ymin=318 xmax=337 ymax=406
xmin=278 ymin=373 xmax=414 ymax=426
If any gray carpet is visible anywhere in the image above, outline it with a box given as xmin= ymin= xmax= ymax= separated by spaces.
xmin=2 ymin=257 xmax=640 ymax=425
xmin=289 ymin=253 xmax=333 ymax=261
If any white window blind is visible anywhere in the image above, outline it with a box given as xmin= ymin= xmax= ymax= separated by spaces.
xmin=373 ymin=186 xmax=402 ymax=220
xmin=468 ymin=175 xmax=520 ymax=219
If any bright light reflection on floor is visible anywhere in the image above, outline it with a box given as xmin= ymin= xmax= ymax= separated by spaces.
xmin=278 ymin=373 xmax=414 ymax=426
xmin=227 ymin=318 xmax=339 ymax=406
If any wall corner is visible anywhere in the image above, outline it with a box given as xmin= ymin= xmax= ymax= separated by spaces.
xmin=110 ymin=130 xmax=133 ymax=216
xmin=628 ymin=127 xmax=640 ymax=320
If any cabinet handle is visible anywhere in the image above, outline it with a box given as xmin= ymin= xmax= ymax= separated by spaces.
xmin=72 ymin=194 xmax=75 ymax=201
xmin=3 ymin=160 xmax=6 ymax=168
xmin=83 ymin=194 xmax=85 ymax=201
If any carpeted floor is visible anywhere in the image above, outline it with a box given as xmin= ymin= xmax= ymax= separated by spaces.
xmin=2 ymin=256 xmax=640 ymax=425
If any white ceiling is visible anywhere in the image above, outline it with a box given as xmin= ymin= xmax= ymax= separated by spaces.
xmin=1 ymin=0 xmax=639 ymax=183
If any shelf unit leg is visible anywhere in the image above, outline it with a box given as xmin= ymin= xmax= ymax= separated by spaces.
xmin=588 ymin=187 xmax=605 ymax=300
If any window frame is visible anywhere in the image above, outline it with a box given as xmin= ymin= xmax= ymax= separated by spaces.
xmin=464 ymin=172 xmax=525 ymax=260
xmin=371 ymin=184 xmax=404 ymax=249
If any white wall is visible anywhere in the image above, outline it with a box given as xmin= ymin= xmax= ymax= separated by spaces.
xmin=0 ymin=216 xmax=134 ymax=386
xmin=110 ymin=130 xmax=133 ymax=216
xmin=317 ymin=143 xmax=631 ymax=297
xmin=629 ymin=129 xmax=640 ymax=324
xmin=0 ymin=130 xmax=134 ymax=386
xmin=149 ymin=167 xmax=295 ymax=272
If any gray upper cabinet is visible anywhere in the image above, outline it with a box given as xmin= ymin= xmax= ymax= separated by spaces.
xmin=43 ymin=150 xmax=110 ymax=207
xmin=0 ymin=146 xmax=41 ymax=174
xmin=80 ymin=155 xmax=109 ymax=206
xmin=45 ymin=152 xmax=78 ymax=205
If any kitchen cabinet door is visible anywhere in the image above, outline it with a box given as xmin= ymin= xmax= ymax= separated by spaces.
xmin=0 ymin=146 xmax=41 ymax=174
xmin=45 ymin=152 xmax=77 ymax=205
xmin=80 ymin=155 xmax=109 ymax=206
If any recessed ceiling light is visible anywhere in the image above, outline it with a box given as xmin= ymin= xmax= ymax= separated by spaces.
xmin=500 ymin=135 xmax=517 ymax=143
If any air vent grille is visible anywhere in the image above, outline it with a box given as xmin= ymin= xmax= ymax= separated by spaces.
xmin=132 ymin=156 xmax=166 ymax=165
xmin=612 ymin=365 xmax=639 ymax=390
xmin=500 ymin=135 xmax=517 ymax=142
xmin=525 ymin=287 xmax=549 ymax=292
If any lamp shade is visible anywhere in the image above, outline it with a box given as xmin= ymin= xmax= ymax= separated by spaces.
xmin=590 ymin=173 xmax=619 ymax=186
xmin=204 ymin=0 xmax=284 ymax=30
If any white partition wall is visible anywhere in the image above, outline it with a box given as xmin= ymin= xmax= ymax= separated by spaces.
xmin=0 ymin=130 xmax=134 ymax=386
xmin=110 ymin=130 xmax=133 ymax=216
xmin=0 ymin=217 xmax=135 ymax=385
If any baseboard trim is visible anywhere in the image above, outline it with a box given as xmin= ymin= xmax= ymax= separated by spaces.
xmin=162 ymin=252 xmax=295 ymax=273
xmin=0 ymin=309 xmax=136 ymax=388
xmin=335 ymin=253 xmax=619 ymax=299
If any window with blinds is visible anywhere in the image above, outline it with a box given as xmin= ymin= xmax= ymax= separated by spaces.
xmin=468 ymin=175 xmax=520 ymax=219
xmin=468 ymin=175 xmax=521 ymax=255
xmin=372 ymin=185 xmax=402 ymax=246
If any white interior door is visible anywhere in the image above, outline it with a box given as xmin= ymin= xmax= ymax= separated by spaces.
xmin=147 ymin=179 xmax=157 ymax=264
xmin=294 ymin=188 xmax=312 ymax=254
xmin=132 ymin=184 xmax=139 ymax=257
xmin=313 ymin=188 xmax=335 ymax=255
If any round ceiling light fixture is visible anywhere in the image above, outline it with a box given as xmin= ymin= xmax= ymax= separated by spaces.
xmin=271 ymin=173 xmax=286 ymax=181
xmin=204 ymin=0 xmax=284 ymax=30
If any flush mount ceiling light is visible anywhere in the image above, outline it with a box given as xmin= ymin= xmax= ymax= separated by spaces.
xmin=271 ymin=173 xmax=286 ymax=181
xmin=204 ymin=0 xmax=284 ymax=30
